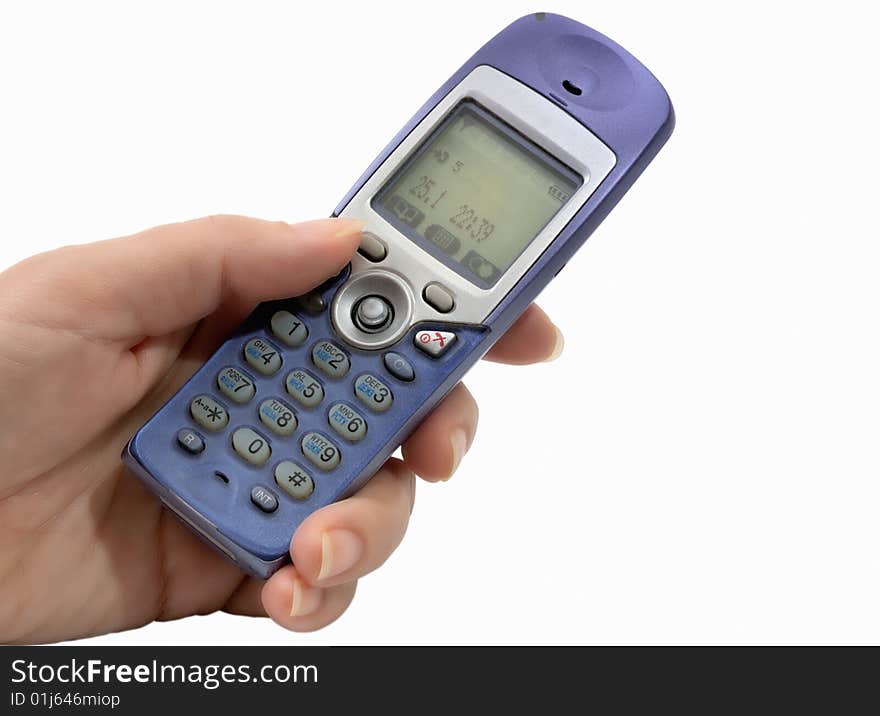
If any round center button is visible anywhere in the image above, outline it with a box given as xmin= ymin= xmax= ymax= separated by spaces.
xmin=354 ymin=295 xmax=392 ymax=332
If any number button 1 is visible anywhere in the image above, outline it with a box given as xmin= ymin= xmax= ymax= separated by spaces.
xmin=244 ymin=337 xmax=282 ymax=376
xmin=232 ymin=427 xmax=271 ymax=466
xmin=270 ymin=310 xmax=308 ymax=347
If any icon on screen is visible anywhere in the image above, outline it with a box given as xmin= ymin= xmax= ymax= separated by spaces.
xmin=462 ymin=250 xmax=499 ymax=283
xmin=425 ymin=224 xmax=461 ymax=255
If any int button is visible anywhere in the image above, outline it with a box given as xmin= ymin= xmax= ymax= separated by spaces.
xmin=423 ymin=283 xmax=454 ymax=313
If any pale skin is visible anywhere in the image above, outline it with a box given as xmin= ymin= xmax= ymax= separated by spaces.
xmin=0 ymin=216 xmax=563 ymax=643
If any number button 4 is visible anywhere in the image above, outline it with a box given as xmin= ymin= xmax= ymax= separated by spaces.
xmin=244 ymin=337 xmax=282 ymax=376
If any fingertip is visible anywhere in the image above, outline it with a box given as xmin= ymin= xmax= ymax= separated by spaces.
xmin=484 ymin=303 xmax=562 ymax=365
xmin=261 ymin=566 xmax=324 ymax=626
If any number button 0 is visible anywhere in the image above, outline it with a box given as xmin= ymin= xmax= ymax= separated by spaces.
xmin=259 ymin=398 xmax=298 ymax=437
xmin=217 ymin=366 xmax=256 ymax=403
xmin=354 ymin=374 xmax=394 ymax=413
xmin=285 ymin=369 xmax=325 ymax=408
xmin=232 ymin=427 xmax=271 ymax=466
xmin=327 ymin=402 xmax=368 ymax=442
xmin=311 ymin=341 xmax=351 ymax=378
xmin=301 ymin=432 xmax=341 ymax=471
xmin=270 ymin=310 xmax=308 ymax=347
xmin=243 ymin=337 xmax=282 ymax=376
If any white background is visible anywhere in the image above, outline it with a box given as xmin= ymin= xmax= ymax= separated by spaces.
xmin=1 ymin=1 xmax=878 ymax=645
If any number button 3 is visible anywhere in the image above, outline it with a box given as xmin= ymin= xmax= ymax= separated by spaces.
xmin=354 ymin=374 xmax=393 ymax=413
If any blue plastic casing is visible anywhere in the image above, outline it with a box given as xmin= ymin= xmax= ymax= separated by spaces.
xmin=124 ymin=13 xmax=674 ymax=578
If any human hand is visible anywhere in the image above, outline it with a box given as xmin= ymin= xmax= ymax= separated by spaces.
xmin=0 ymin=215 xmax=564 ymax=643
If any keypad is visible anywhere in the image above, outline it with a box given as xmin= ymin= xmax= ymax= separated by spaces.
xmin=312 ymin=340 xmax=351 ymax=378
xmin=243 ymin=337 xmax=282 ymax=376
xmin=301 ymin=432 xmax=341 ymax=470
xmin=217 ymin=366 xmax=256 ymax=403
xmin=270 ymin=310 xmax=308 ymax=347
xmin=259 ymin=398 xmax=298 ymax=437
xmin=286 ymin=369 xmax=325 ymax=408
xmin=232 ymin=427 xmax=271 ymax=466
xmin=274 ymin=461 xmax=315 ymax=500
xmin=190 ymin=394 xmax=229 ymax=431
xmin=170 ymin=302 xmax=430 ymax=508
xmin=354 ymin=373 xmax=394 ymax=413
xmin=327 ymin=402 xmax=368 ymax=442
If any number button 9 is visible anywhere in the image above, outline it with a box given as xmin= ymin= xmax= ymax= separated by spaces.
xmin=301 ymin=432 xmax=341 ymax=471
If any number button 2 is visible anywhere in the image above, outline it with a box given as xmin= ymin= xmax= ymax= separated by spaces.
xmin=311 ymin=341 xmax=351 ymax=379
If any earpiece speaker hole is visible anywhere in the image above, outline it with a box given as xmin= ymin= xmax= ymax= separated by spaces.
xmin=562 ymin=79 xmax=583 ymax=96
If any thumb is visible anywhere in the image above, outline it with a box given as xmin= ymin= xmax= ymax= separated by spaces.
xmin=1 ymin=215 xmax=363 ymax=338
